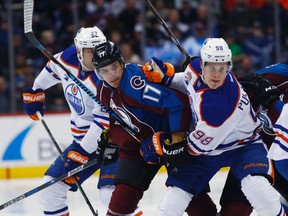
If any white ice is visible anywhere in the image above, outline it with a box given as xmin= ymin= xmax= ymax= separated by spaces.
xmin=0 ymin=170 xmax=258 ymax=215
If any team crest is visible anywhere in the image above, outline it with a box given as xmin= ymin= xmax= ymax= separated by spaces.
xmin=65 ymin=84 xmax=85 ymax=115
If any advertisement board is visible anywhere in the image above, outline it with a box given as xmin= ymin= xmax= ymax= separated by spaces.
xmin=0 ymin=113 xmax=72 ymax=178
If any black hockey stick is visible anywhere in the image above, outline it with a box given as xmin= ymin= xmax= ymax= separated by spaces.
xmin=35 ymin=112 xmax=98 ymax=216
xmin=0 ymin=158 xmax=98 ymax=211
xmin=23 ymin=0 xmax=98 ymax=215
xmin=23 ymin=0 xmax=141 ymax=144
xmin=145 ymin=0 xmax=191 ymax=63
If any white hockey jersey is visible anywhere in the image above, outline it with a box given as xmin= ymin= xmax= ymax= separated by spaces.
xmin=171 ymin=59 xmax=262 ymax=156
xmin=268 ymin=103 xmax=288 ymax=160
xmin=32 ymin=46 xmax=107 ymax=148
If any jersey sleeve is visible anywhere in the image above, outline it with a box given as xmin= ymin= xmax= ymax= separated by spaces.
xmin=80 ymin=105 xmax=110 ymax=153
xmin=186 ymin=116 xmax=238 ymax=155
xmin=268 ymin=103 xmax=288 ymax=160
xmin=32 ymin=53 xmax=63 ymax=90
xmin=169 ymin=72 xmax=187 ymax=93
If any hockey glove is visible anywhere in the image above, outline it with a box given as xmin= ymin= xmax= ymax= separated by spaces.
xmin=239 ymin=74 xmax=280 ymax=108
xmin=23 ymin=88 xmax=45 ymax=120
xmin=63 ymin=143 xmax=90 ymax=185
xmin=140 ymin=133 xmax=164 ymax=164
xmin=96 ymin=129 xmax=119 ymax=165
xmin=141 ymin=132 xmax=190 ymax=166
xmin=143 ymin=57 xmax=175 ymax=86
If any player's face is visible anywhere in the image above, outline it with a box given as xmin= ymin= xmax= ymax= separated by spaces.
xmin=202 ymin=62 xmax=228 ymax=89
xmin=82 ymin=48 xmax=95 ymax=71
xmin=98 ymin=61 xmax=124 ymax=88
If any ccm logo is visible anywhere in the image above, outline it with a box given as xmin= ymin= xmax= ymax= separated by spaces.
xmin=163 ymin=147 xmax=184 ymax=155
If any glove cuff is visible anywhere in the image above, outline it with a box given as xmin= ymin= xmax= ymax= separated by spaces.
xmin=23 ymin=88 xmax=45 ymax=104
xmin=67 ymin=150 xmax=89 ymax=164
xmin=162 ymin=63 xmax=175 ymax=86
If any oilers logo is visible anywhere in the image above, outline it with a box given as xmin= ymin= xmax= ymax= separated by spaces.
xmin=65 ymin=84 xmax=85 ymax=115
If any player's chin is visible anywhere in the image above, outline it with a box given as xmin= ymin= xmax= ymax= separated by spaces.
xmin=210 ymin=79 xmax=224 ymax=88
xmin=208 ymin=83 xmax=220 ymax=89
xmin=109 ymin=79 xmax=120 ymax=88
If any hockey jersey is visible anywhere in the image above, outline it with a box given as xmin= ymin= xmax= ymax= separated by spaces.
xmin=255 ymin=63 xmax=288 ymax=161
xmin=95 ymin=63 xmax=191 ymax=160
xmin=32 ymin=46 xmax=101 ymax=142
xmin=171 ymin=58 xmax=262 ymax=156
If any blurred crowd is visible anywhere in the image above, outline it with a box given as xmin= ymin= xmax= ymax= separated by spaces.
xmin=1 ymin=0 xmax=288 ymax=113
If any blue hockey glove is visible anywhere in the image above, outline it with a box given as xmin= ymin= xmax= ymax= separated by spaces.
xmin=23 ymin=88 xmax=45 ymax=120
xmin=140 ymin=132 xmax=165 ymax=164
xmin=63 ymin=143 xmax=90 ymax=185
xmin=143 ymin=57 xmax=175 ymax=86
xmin=96 ymin=129 xmax=119 ymax=165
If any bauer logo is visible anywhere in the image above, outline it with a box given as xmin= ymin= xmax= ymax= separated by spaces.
xmin=65 ymin=83 xmax=85 ymax=115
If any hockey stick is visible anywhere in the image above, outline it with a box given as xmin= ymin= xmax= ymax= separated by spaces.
xmin=35 ymin=111 xmax=98 ymax=216
xmin=145 ymin=0 xmax=191 ymax=62
xmin=23 ymin=0 xmax=141 ymax=143
xmin=0 ymin=158 xmax=98 ymax=211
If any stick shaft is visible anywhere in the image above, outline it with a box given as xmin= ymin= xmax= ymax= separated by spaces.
xmin=25 ymin=32 xmax=140 ymax=143
xmin=23 ymin=1 xmax=100 ymax=214
xmin=0 ymin=159 xmax=97 ymax=210
xmin=36 ymin=112 xmax=98 ymax=215
xmin=145 ymin=0 xmax=191 ymax=60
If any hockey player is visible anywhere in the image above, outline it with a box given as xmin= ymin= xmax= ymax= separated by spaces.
xmin=252 ymin=64 xmax=288 ymax=184
xmin=142 ymin=38 xmax=285 ymax=216
xmin=270 ymin=102 xmax=288 ymax=181
xmin=22 ymin=26 xmax=119 ymax=216
xmin=219 ymin=63 xmax=288 ymax=215
xmin=91 ymin=40 xmax=217 ymax=216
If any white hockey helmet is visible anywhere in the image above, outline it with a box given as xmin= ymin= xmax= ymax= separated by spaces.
xmin=74 ymin=26 xmax=107 ymax=70
xmin=200 ymin=38 xmax=232 ymax=70
xmin=74 ymin=26 xmax=106 ymax=49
